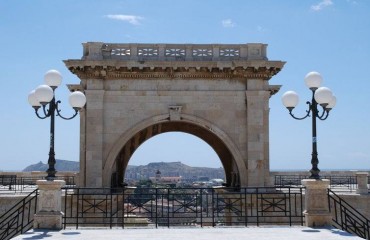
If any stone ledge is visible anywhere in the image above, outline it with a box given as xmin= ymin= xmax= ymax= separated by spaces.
xmin=36 ymin=180 xmax=65 ymax=190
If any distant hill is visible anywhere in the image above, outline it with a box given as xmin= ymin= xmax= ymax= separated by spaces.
xmin=22 ymin=160 xmax=224 ymax=180
xmin=23 ymin=159 xmax=79 ymax=172
xmin=125 ymin=161 xmax=225 ymax=180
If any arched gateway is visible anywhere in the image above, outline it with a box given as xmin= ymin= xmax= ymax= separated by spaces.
xmin=64 ymin=42 xmax=284 ymax=188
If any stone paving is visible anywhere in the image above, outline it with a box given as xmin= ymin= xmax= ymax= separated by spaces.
xmin=14 ymin=227 xmax=362 ymax=240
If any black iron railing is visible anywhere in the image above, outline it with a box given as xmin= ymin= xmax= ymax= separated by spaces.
xmin=328 ymin=189 xmax=370 ymax=239
xmin=62 ymin=186 xmax=304 ymax=229
xmin=275 ymin=175 xmax=359 ymax=191
xmin=0 ymin=175 xmax=16 ymax=190
xmin=0 ymin=189 xmax=38 ymax=240
xmin=0 ymin=176 xmax=76 ymax=194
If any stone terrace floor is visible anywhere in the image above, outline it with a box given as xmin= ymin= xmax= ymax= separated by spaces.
xmin=14 ymin=227 xmax=362 ymax=240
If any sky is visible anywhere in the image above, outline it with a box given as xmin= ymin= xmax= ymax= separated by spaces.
xmin=0 ymin=0 xmax=369 ymax=172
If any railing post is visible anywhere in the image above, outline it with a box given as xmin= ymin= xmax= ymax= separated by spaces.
xmin=33 ymin=180 xmax=65 ymax=230
xmin=82 ymin=42 xmax=104 ymax=60
xmin=302 ymin=179 xmax=332 ymax=227
xmin=356 ymin=172 xmax=369 ymax=194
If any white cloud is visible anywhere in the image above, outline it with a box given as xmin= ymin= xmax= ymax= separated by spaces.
xmin=105 ymin=14 xmax=144 ymax=25
xmin=222 ymin=19 xmax=236 ymax=28
xmin=311 ymin=0 xmax=333 ymax=11
xmin=346 ymin=0 xmax=358 ymax=4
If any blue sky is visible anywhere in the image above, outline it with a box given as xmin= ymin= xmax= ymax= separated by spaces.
xmin=0 ymin=0 xmax=369 ymax=171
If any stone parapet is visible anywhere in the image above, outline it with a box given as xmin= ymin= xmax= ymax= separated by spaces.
xmin=65 ymin=42 xmax=285 ymax=82
xmin=82 ymin=42 xmax=269 ymax=61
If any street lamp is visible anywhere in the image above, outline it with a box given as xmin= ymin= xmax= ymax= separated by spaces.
xmin=281 ymin=72 xmax=336 ymax=179
xmin=28 ymin=70 xmax=86 ymax=180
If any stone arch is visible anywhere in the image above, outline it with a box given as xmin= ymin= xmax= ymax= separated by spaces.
xmin=66 ymin=42 xmax=285 ymax=188
xmin=103 ymin=114 xmax=247 ymax=187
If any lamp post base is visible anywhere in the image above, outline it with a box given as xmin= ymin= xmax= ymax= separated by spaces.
xmin=34 ymin=212 xmax=64 ymax=230
xmin=302 ymin=179 xmax=331 ymax=227
xmin=46 ymin=169 xmax=57 ymax=181
xmin=34 ymin=180 xmax=65 ymax=230
xmin=309 ymin=166 xmax=321 ymax=179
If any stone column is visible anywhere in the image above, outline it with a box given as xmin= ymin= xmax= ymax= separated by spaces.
xmin=356 ymin=172 xmax=369 ymax=194
xmin=34 ymin=180 xmax=65 ymax=230
xmin=302 ymin=179 xmax=332 ymax=227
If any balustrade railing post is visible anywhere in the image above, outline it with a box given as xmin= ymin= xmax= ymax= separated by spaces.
xmin=356 ymin=172 xmax=369 ymax=194
xmin=130 ymin=44 xmax=138 ymax=61
xmin=83 ymin=42 xmax=104 ymax=60
xmin=185 ymin=45 xmax=192 ymax=60
xmin=212 ymin=45 xmax=219 ymax=61
xmin=158 ymin=44 xmax=165 ymax=59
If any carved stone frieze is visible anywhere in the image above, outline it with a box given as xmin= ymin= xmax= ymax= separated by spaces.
xmin=65 ymin=62 xmax=283 ymax=81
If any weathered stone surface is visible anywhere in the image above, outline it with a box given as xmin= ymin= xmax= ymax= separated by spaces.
xmin=65 ymin=42 xmax=285 ymax=188
xmin=302 ymin=179 xmax=332 ymax=227
xmin=356 ymin=172 xmax=369 ymax=194
xmin=33 ymin=180 xmax=65 ymax=230
xmin=33 ymin=212 xmax=64 ymax=230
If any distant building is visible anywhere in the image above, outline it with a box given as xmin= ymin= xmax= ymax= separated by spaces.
xmin=149 ymin=169 xmax=182 ymax=187
xmin=198 ymin=176 xmax=209 ymax=182
xmin=192 ymin=178 xmax=225 ymax=187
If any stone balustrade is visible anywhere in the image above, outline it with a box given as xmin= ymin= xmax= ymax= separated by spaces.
xmin=81 ymin=42 xmax=268 ymax=61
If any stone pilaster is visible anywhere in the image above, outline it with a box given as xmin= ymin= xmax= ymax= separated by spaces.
xmin=356 ymin=172 xmax=369 ymax=194
xmin=302 ymin=179 xmax=332 ymax=227
xmin=85 ymin=89 xmax=104 ymax=187
xmin=34 ymin=180 xmax=65 ymax=230
xmin=245 ymin=88 xmax=270 ymax=187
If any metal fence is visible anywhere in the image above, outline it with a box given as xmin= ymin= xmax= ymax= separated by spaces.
xmin=0 ymin=189 xmax=38 ymax=240
xmin=62 ymin=186 xmax=304 ymax=229
xmin=0 ymin=175 xmax=76 ymax=194
xmin=328 ymin=189 xmax=370 ymax=239
xmin=274 ymin=175 xmax=362 ymax=192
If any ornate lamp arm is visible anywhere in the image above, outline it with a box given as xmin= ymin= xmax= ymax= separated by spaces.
xmin=34 ymin=99 xmax=55 ymax=119
xmin=317 ymin=106 xmax=330 ymax=120
xmin=35 ymin=107 xmax=50 ymax=119
xmin=55 ymin=100 xmax=79 ymax=120
xmin=288 ymin=102 xmax=312 ymax=120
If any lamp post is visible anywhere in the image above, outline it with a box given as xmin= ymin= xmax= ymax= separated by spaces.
xmin=281 ymin=72 xmax=336 ymax=179
xmin=28 ymin=70 xmax=86 ymax=180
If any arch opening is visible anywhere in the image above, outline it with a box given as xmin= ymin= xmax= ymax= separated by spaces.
xmin=110 ymin=121 xmax=241 ymax=188
xmin=126 ymin=132 xmax=225 ymax=186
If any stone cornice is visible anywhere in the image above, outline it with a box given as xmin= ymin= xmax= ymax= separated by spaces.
xmin=269 ymin=85 xmax=282 ymax=97
xmin=64 ymin=59 xmax=285 ymax=81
